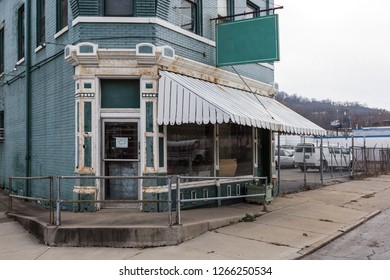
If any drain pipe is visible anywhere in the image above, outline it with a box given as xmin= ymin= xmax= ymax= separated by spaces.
xmin=25 ymin=0 xmax=32 ymax=194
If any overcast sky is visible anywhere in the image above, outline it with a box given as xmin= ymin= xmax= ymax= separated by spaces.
xmin=274 ymin=0 xmax=390 ymax=110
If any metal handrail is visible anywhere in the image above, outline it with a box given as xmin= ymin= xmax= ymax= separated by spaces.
xmin=56 ymin=175 xmax=173 ymax=226
xmin=8 ymin=176 xmax=54 ymax=225
xmin=7 ymin=175 xmax=269 ymax=228
xmin=176 ymin=176 xmax=268 ymax=225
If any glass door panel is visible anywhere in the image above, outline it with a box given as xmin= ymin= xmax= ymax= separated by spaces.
xmin=103 ymin=121 xmax=139 ymax=203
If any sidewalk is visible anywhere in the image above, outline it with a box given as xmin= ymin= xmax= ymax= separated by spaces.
xmin=1 ymin=175 xmax=390 ymax=259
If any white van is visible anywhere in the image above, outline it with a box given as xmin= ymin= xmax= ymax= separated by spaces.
xmin=294 ymin=143 xmax=352 ymax=172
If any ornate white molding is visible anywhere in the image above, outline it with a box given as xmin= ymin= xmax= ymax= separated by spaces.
xmin=65 ymin=42 xmax=274 ymax=96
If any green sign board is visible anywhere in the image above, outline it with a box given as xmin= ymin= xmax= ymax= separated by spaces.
xmin=216 ymin=14 xmax=280 ymax=66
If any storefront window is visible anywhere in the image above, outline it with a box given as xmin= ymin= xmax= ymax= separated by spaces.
xmin=167 ymin=124 xmax=214 ymax=177
xmin=219 ymin=124 xmax=253 ymax=176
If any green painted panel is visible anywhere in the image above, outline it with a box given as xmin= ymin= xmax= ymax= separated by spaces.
xmin=146 ymin=102 xmax=153 ymax=132
xmin=216 ymin=14 xmax=279 ymax=66
xmin=84 ymin=136 xmax=92 ymax=167
xmin=146 ymin=136 xmax=154 ymax=168
xmin=0 ymin=111 xmax=4 ymax=127
xmin=159 ymin=137 xmax=164 ymax=167
xmin=84 ymin=102 xmax=92 ymax=132
xmin=101 ymin=79 xmax=140 ymax=108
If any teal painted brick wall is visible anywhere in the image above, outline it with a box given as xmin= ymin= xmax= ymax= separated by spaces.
xmin=136 ymin=0 xmax=157 ymax=16
xmin=77 ymin=23 xmax=157 ymax=48
xmin=2 ymin=55 xmax=75 ymax=200
xmin=2 ymin=78 xmax=28 ymax=193
xmin=221 ymin=63 xmax=274 ymax=85
xmin=0 ymin=0 xmax=76 ymax=200
xmin=29 ymin=55 xmax=75 ymax=196
xmin=155 ymin=25 xmax=215 ymax=65
xmin=0 ymin=0 xmax=25 ymax=73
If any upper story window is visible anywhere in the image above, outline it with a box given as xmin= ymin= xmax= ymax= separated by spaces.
xmin=217 ymin=0 xmax=234 ymax=22
xmin=0 ymin=23 xmax=4 ymax=74
xmin=245 ymin=1 xmax=260 ymax=18
xmin=104 ymin=0 xmax=134 ymax=16
xmin=180 ymin=0 xmax=202 ymax=35
xmin=56 ymin=0 xmax=68 ymax=32
xmin=36 ymin=0 xmax=46 ymax=46
xmin=18 ymin=4 xmax=25 ymax=60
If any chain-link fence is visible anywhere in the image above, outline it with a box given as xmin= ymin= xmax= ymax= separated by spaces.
xmin=276 ymin=136 xmax=390 ymax=194
xmin=352 ymin=146 xmax=390 ymax=177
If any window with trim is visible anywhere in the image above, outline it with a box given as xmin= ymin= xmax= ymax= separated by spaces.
xmin=36 ymin=0 xmax=45 ymax=47
xmin=219 ymin=123 xmax=253 ymax=176
xmin=245 ymin=1 xmax=260 ymax=18
xmin=56 ymin=0 xmax=68 ymax=32
xmin=166 ymin=123 xmax=253 ymax=177
xmin=167 ymin=124 xmax=214 ymax=176
xmin=18 ymin=4 xmax=25 ymax=60
xmin=0 ymin=24 xmax=4 ymax=73
xmin=180 ymin=0 xmax=202 ymax=35
xmin=217 ymin=0 xmax=235 ymax=22
xmin=104 ymin=0 xmax=134 ymax=16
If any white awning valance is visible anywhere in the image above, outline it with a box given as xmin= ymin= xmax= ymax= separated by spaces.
xmin=157 ymin=71 xmax=326 ymax=136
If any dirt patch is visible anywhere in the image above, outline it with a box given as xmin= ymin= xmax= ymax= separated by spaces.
xmin=361 ymin=193 xmax=375 ymax=199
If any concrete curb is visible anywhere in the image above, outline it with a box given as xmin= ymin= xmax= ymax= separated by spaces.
xmin=7 ymin=210 xmax=265 ymax=248
xmin=295 ymin=209 xmax=381 ymax=259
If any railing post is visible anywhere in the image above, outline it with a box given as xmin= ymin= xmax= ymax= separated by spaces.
xmin=217 ymin=179 xmax=221 ymax=207
xmin=49 ymin=176 xmax=54 ymax=225
xmin=167 ymin=176 xmax=172 ymax=227
xmin=8 ymin=177 xmax=12 ymax=213
xmin=176 ymin=175 xmax=181 ymax=225
xmin=55 ymin=176 xmax=61 ymax=226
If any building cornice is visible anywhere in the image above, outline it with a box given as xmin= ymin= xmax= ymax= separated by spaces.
xmin=65 ymin=42 xmax=275 ymax=97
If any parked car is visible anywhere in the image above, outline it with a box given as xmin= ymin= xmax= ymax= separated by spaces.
xmin=275 ymin=148 xmax=295 ymax=168
xmin=294 ymin=143 xmax=352 ymax=172
xmin=279 ymin=144 xmax=295 ymax=155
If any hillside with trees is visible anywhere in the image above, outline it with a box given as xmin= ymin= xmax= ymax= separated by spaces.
xmin=276 ymin=92 xmax=390 ymax=131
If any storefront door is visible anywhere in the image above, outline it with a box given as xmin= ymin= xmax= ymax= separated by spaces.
xmin=103 ymin=121 xmax=139 ymax=206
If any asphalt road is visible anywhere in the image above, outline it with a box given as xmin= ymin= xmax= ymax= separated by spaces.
xmin=302 ymin=207 xmax=390 ymax=260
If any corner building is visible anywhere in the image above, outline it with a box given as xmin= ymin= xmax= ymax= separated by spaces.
xmin=0 ymin=0 xmax=325 ymax=212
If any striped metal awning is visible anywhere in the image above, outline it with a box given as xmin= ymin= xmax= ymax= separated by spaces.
xmin=157 ymin=71 xmax=326 ymax=136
